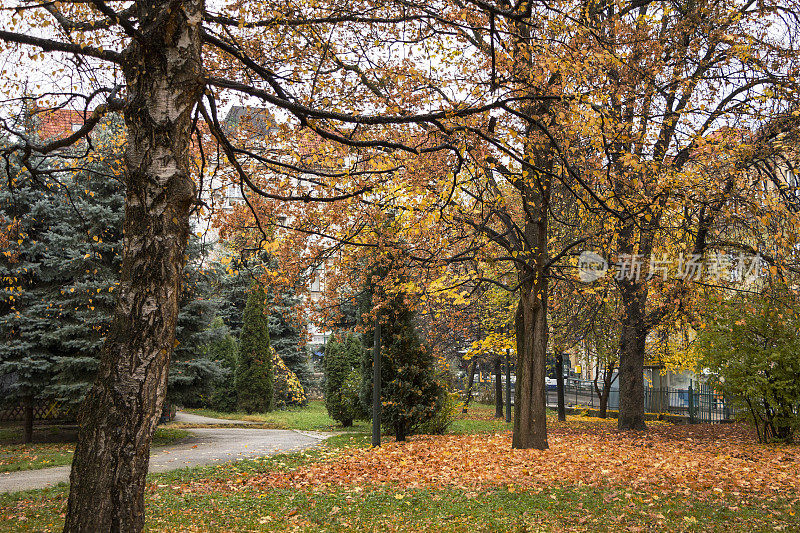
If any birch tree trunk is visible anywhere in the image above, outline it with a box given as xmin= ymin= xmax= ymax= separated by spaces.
xmin=64 ymin=0 xmax=203 ymax=530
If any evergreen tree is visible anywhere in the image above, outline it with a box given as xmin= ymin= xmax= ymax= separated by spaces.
xmin=0 ymin=126 xmax=226 ymax=429
xmin=359 ymin=260 xmax=442 ymax=441
xmin=214 ymin=253 xmax=251 ymax=334
xmin=215 ymin=253 xmax=312 ymax=393
xmin=235 ymin=283 xmax=274 ymax=413
xmin=380 ymin=290 xmax=442 ymax=441
xmin=206 ymin=317 xmax=238 ymax=412
xmin=324 ymin=333 xmax=365 ymax=426
xmin=0 ymin=136 xmax=124 ymax=430
xmin=168 ymin=238 xmax=226 ymax=407
xmin=267 ymin=285 xmax=312 ymax=391
xmin=0 ymin=163 xmax=61 ymax=440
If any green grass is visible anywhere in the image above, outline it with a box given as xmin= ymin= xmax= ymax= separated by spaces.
xmin=0 ymin=427 xmax=189 ymax=473
xmin=5 ymin=406 xmax=792 ymax=531
xmin=1 ymin=414 xmax=795 ymax=532
xmin=151 ymin=428 xmax=190 ymax=447
xmin=184 ymin=400 xmax=514 ymax=435
xmin=183 ymin=401 xmax=372 ymax=432
xmin=0 ymin=443 xmax=74 ymax=473
xmin=1 ymin=444 xmax=796 ymax=532
xmin=448 ymin=402 xmax=513 ymax=434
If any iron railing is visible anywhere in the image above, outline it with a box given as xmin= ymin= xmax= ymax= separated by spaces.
xmin=474 ymin=378 xmax=739 ymax=423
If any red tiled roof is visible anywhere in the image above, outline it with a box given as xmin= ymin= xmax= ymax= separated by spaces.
xmin=36 ymin=109 xmax=83 ymax=140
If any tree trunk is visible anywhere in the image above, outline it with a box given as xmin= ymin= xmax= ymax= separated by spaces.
xmin=598 ymin=365 xmax=613 ymax=419
xmin=494 ymin=357 xmax=503 ymax=418
xmin=395 ymin=421 xmax=406 ymax=442
xmin=510 ymin=128 xmax=552 ymax=450
xmin=512 ymin=289 xmax=549 ymax=450
xmin=593 ymin=360 xmax=615 ymax=419
xmin=617 ymin=285 xmax=648 ymax=430
xmin=614 ymin=214 xmax=651 ymax=432
xmin=598 ymin=389 xmax=609 ymax=419
xmin=23 ymin=396 xmax=33 ymax=444
xmin=63 ymin=1 xmax=203 ymax=530
xmin=462 ymin=358 xmax=477 ymax=414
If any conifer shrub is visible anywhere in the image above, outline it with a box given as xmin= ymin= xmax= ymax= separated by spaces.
xmin=324 ymin=334 xmax=365 ymax=426
xmin=235 ymin=284 xmax=274 ymax=413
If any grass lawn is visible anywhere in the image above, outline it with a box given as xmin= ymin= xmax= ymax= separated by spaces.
xmin=0 ymin=426 xmax=189 ymax=473
xmin=2 ymin=413 xmax=798 ymax=532
xmin=182 ymin=400 xmax=511 ymax=434
xmin=181 ymin=401 xmax=373 ymax=432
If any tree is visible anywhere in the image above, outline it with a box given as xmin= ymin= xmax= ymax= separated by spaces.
xmin=5 ymin=0 xmax=795 ymax=525
xmin=0 ymin=133 xmax=124 ymax=442
xmin=696 ymin=285 xmax=800 ymax=443
xmin=271 ymin=348 xmax=307 ymax=408
xmin=168 ymin=238 xmax=227 ymax=407
xmin=358 ymin=259 xmax=442 ymax=441
xmin=568 ymin=0 xmax=800 ymax=431
xmin=235 ymin=283 xmax=274 ymax=413
xmin=205 ymin=317 xmax=238 ymax=412
xmin=323 ymin=334 xmax=364 ymax=426
xmin=267 ymin=284 xmax=312 ymax=393
xmin=0 ymin=0 xmax=516 ymax=527
xmin=380 ymin=286 xmax=443 ymax=441
xmin=588 ymin=299 xmax=620 ymax=419
xmin=213 ymin=253 xmax=311 ymax=392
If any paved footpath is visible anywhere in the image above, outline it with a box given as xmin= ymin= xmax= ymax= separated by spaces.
xmin=0 ymin=412 xmax=328 ymax=493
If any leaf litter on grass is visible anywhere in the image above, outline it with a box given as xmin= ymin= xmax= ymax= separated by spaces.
xmin=179 ymin=419 xmax=799 ymax=506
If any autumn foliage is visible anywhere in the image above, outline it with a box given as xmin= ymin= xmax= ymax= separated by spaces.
xmin=178 ymin=419 xmax=800 ymax=527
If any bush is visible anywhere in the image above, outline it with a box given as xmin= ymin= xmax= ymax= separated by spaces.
xmin=420 ymin=391 xmax=461 ymax=435
xmin=324 ymin=334 xmax=365 ymax=426
xmin=272 ymin=348 xmax=307 ymax=408
xmin=340 ymin=368 xmax=364 ymax=423
xmin=696 ymin=285 xmax=800 ymax=443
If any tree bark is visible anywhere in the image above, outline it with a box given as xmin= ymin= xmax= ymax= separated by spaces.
xmin=395 ymin=420 xmax=407 ymax=442
xmin=614 ymin=214 xmax=651 ymax=432
xmin=617 ymin=282 xmax=648 ymax=430
xmin=593 ymin=361 xmax=615 ymax=419
xmin=462 ymin=358 xmax=477 ymax=414
xmin=23 ymin=396 xmax=33 ymax=444
xmin=494 ymin=357 xmax=503 ymax=418
xmin=598 ymin=389 xmax=609 ymax=419
xmin=63 ymin=1 xmax=203 ymax=530
xmin=512 ymin=288 xmax=549 ymax=450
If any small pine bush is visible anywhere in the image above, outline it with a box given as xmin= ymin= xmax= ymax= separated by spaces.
xmin=340 ymin=368 xmax=364 ymax=424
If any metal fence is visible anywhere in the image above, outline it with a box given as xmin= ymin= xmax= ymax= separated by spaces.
xmin=477 ymin=378 xmax=738 ymax=423
xmin=643 ymin=385 xmax=738 ymax=422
